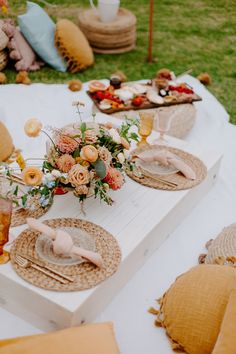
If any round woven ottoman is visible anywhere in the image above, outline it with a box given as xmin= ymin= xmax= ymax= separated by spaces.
xmin=110 ymin=104 xmax=197 ymax=139
xmin=78 ymin=8 xmax=136 ymax=54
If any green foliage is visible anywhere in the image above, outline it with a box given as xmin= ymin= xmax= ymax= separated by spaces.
xmin=94 ymin=180 xmax=113 ymax=205
xmin=42 ymin=161 xmax=54 ymax=172
xmin=119 ymin=117 xmax=139 ymax=143
xmin=4 ymin=0 xmax=235 ymax=121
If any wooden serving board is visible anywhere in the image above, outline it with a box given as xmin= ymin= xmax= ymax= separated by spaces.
xmin=87 ymin=91 xmax=202 ymax=114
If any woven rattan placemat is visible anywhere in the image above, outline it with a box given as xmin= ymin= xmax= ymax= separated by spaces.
xmin=10 ymin=218 xmax=121 ymax=291
xmin=11 ymin=204 xmax=50 ymax=228
xmin=127 ymin=145 xmax=207 ymax=191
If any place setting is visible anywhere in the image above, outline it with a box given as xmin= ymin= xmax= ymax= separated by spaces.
xmin=127 ymin=108 xmax=207 ymax=191
xmin=10 ymin=217 xmax=121 ymax=291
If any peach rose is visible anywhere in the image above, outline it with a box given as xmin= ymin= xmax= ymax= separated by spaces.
xmin=21 ymin=166 xmax=43 ymax=186
xmin=24 ymin=119 xmax=42 ymax=137
xmin=74 ymin=185 xmax=89 ymax=196
xmin=68 ymin=164 xmax=90 ymax=187
xmin=56 ymin=154 xmax=75 ymax=173
xmin=56 ymin=134 xmax=79 ymax=154
xmin=80 ymin=145 xmax=98 ymax=163
xmin=85 ymin=130 xmax=98 ymax=144
xmin=98 ymin=146 xmax=112 ymax=165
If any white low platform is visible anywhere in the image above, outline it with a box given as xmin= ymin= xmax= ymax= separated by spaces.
xmin=0 ymin=76 xmax=232 ymax=353
xmin=0 ymin=136 xmax=221 ymax=331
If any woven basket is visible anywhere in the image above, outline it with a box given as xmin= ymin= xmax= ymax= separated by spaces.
xmin=0 ymin=49 xmax=8 ymax=71
xmin=113 ymin=103 xmax=196 ymax=139
xmin=0 ymin=28 xmax=8 ymax=51
xmin=0 ymin=121 xmax=14 ymax=162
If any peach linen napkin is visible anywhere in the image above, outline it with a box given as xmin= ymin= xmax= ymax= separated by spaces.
xmin=136 ymin=150 xmax=196 ymax=180
xmin=0 ymin=322 xmax=121 ymax=354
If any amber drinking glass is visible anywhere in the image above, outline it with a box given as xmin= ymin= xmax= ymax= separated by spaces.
xmin=138 ymin=112 xmax=154 ymax=147
xmin=0 ymin=198 xmax=12 ymax=264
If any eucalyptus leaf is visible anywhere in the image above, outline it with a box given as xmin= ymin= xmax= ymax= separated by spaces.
xmin=94 ymin=159 xmax=107 ymax=179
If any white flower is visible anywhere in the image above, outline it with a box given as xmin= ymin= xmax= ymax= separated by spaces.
xmin=123 ymin=149 xmax=130 ymax=159
xmin=109 ymin=128 xmax=121 ymax=144
xmin=51 ymin=169 xmax=62 ymax=178
xmin=117 ymin=152 xmax=125 ymax=164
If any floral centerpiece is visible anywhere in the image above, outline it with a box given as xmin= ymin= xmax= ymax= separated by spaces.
xmin=0 ymin=103 xmax=139 ymax=210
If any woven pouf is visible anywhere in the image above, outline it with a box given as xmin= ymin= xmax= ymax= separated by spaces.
xmin=112 ymin=103 xmax=196 ymax=139
xmin=78 ymin=8 xmax=136 ymax=54
xmin=0 ymin=49 xmax=8 ymax=71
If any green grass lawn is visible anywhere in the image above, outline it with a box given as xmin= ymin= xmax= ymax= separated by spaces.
xmin=3 ymin=0 xmax=236 ymax=122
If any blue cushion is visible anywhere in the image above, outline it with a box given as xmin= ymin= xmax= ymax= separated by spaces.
xmin=18 ymin=2 xmax=66 ymax=72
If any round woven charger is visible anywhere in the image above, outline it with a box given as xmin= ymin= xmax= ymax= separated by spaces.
xmin=78 ymin=8 xmax=136 ymax=35
xmin=10 ymin=218 xmax=122 ymax=291
xmin=204 ymin=223 xmax=236 ymax=264
xmin=11 ymin=204 xmax=51 ymax=228
xmin=127 ymin=145 xmax=207 ymax=191
xmin=113 ymin=104 xmax=196 ymax=139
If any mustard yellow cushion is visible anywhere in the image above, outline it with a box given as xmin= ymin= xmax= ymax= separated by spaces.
xmin=55 ymin=19 xmax=94 ymax=73
xmin=0 ymin=322 xmax=120 ymax=354
xmin=0 ymin=121 xmax=14 ymax=162
xmin=155 ymin=265 xmax=236 ymax=354
xmin=212 ymin=287 xmax=236 ymax=353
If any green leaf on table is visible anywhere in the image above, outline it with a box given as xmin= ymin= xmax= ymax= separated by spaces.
xmin=93 ymin=159 xmax=107 ymax=179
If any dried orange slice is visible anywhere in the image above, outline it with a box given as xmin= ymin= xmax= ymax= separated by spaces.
xmin=89 ymin=80 xmax=108 ymax=92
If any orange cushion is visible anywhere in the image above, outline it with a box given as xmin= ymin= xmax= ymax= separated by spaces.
xmin=55 ymin=19 xmax=94 ymax=73
xmin=212 ymin=288 xmax=236 ymax=353
xmin=155 ymin=265 xmax=236 ymax=354
xmin=0 ymin=322 xmax=120 ymax=354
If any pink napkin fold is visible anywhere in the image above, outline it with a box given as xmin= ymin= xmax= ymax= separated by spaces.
xmin=136 ymin=150 xmax=196 ymax=180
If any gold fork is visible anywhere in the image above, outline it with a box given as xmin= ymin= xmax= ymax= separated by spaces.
xmin=18 ymin=253 xmax=75 ymax=283
xmin=15 ymin=254 xmax=68 ymax=284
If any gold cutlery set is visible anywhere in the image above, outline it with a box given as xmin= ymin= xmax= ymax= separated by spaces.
xmin=15 ymin=254 xmax=75 ymax=284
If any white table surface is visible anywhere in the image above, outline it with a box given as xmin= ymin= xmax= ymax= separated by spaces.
xmin=0 ymin=76 xmax=234 ymax=354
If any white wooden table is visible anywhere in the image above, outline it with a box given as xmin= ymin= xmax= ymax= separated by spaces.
xmin=0 ymin=77 xmax=229 ymax=353
xmin=0 ymin=120 xmax=222 ymax=330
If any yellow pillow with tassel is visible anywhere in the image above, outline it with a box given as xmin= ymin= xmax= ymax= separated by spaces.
xmin=55 ymin=19 xmax=94 ymax=73
xmin=152 ymin=265 xmax=236 ymax=354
